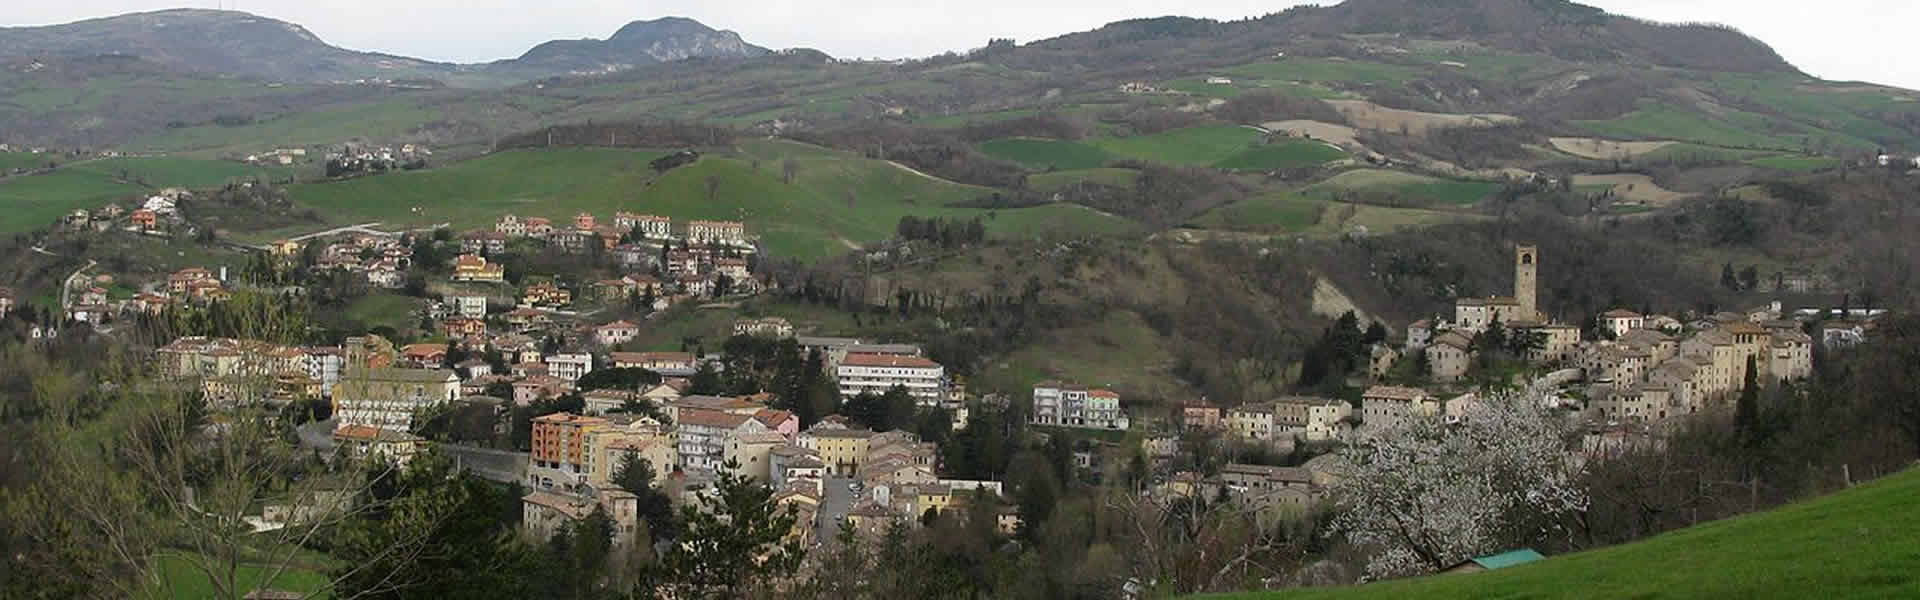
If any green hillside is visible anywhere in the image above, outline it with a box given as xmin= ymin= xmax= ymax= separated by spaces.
xmin=0 ymin=155 xmax=292 ymax=233
xmin=0 ymin=151 xmax=56 ymax=172
xmin=1091 ymin=125 xmax=1265 ymax=166
xmin=1305 ymin=169 xmax=1499 ymax=206
xmin=1188 ymin=191 xmax=1324 ymax=232
xmin=1028 ymin=168 xmax=1141 ymax=192
xmin=1205 ymin=468 xmax=1920 ymax=600
xmin=275 ymin=141 xmax=1137 ymax=260
xmin=1215 ymin=140 xmax=1348 ymax=170
xmin=979 ymin=138 xmax=1113 ymax=170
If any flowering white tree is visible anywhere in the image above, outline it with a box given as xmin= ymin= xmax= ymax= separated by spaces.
xmin=1330 ymin=393 xmax=1587 ymax=579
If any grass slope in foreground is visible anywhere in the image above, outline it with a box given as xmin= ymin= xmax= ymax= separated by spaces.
xmin=1203 ymin=467 xmax=1920 ymax=600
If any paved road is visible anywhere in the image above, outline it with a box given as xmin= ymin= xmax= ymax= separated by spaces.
xmin=59 ymin=259 xmax=97 ymax=309
xmin=815 ymin=476 xmax=857 ymax=546
xmin=275 ymin=222 xmax=389 ymax=246
xmin=438 ymin=444 xmax=529 ymax=485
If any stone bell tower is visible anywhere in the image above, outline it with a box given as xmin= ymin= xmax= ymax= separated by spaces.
xmin=1515 ymin=243 xmax=1539 ymax=321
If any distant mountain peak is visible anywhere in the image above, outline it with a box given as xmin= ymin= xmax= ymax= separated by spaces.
xmin=507 ymin=16 xmax=770 ymax=73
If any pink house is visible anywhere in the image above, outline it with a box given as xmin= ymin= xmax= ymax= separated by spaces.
xmin=754 ymin=408 xmax=800 ymax=439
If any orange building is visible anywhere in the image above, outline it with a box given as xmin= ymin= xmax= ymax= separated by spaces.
xmin=530 ymin=413 xmax=610 ymax=488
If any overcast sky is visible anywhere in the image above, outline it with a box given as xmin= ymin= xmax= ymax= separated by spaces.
xmin=8 ymin=1 xmax=1919 ymax=89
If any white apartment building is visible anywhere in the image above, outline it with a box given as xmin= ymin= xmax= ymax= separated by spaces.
xmin=686 ymin=220 xmax=748 ymax=246
xmin=453 ymin=295 xmax=488 ymax=319
xmin=546 ymin=353 xmax=594 ymax=384
xmin=836 ymin=353 xmax=947 ymax=407
xmin=677 ymin=409 xmax=770 ymax=474
xmin=1030 ymin=383 xmax=1131 ymax=430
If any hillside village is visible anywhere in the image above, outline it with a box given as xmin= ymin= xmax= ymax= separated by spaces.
xmin=8 ymin=3 xmax=1920 ymax=599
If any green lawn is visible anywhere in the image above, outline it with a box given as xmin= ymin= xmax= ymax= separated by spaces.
xmin=1305 ymin=169 xmax=1499 ymax=206
xmin=1204 ymin=467 xmax=1920 ymax=599
xmin=1214 ymin=140 xmax=1348 ymax=170
xmin=1091 ymin=125 xmax=1266 ymax=167
xmin=1027 ymin=168 xmax=1141 ymax=192
xmin=147 ymin=553 xmax=332 ymax=600
xmin=1639 ymin=143 xmax=1778 ymax=164
xmin=129 ymin=100 xmax=445 ymax=154
xmin=1188 ymin=191 xmax=1325 ymax=232
xmin=978 ymin=138 xmax=1114 ymax=170
xmin=71 ymin=157 xmax=297 ymax=188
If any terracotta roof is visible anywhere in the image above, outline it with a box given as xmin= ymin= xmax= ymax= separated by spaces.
xmin=1088 ymin=389 xmax=1120 ymax=399
xmin=840 ymin=353 xmax=941 ymax=369
xmin=754 ymin=408 xmax=796 ymax=427
xmin=678 ymin=408 xmax=753 ymax=429
xmin=532 ymin=413 xmax=607 ymax=426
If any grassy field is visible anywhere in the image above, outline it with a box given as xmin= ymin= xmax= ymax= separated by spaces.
xmin=972 ymin=309 xmax=1178 ymax=397
xmin=147 ymin=553 xmax=332 ymax=600
xmin=1639 ymin=143 xmax=1779 ymax=163
xmin=1027 ymin=168 xmax=1141 ymax=192
xmin=0 ymin=169 xmax=143 ymax=232
xmin=1188 ymin=191 xmax=1325 ymax=232
xmin=344 ymin=293 xmax=424 ymax=335
xmin=1214 ymin=140 xmax=1348 ymax=170
xmin=1746 ymin=155 xmax=1841 ymax=172
xmin=0 ymin=151 xmax=57 ymax=172
xmin=1305 ymin=169 xmax=1498 ymax=206
xmin=277 ymin=141 xmax=1139 ymax=260
xmin=978 ymin=138 xmax=1113 ymax=170
xmin=0 ymin=156 xmax=295 ymax=234
xmin=1091 ymin=125 xmax=1265 ymax=167
xmin=1204 ymin=467 xmax=1920 ymax=600
xmin=1575 ymin=100 xmax=1879 ymax=152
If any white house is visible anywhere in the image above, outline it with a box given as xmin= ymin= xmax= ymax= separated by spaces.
xmin=452 ymin=295 xmax=488 ymax=319
xmin=1602 ymin=309 xmax=1646 ymax=338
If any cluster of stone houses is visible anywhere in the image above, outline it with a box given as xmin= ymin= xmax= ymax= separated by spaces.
xmin=56 ymin=191 xmax=189 ymax=234
xmin=1400 ymin=244 xmax=1847 ymax=426
xmin=304 ymin=233 xmax=416 ymax=289
xmin=519 ymin=393 xmax=1010 ymax=550
xmin=61 ymin=266 xmax=235 ymax=326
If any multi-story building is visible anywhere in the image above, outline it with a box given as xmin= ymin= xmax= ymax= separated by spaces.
xmin=332 ymin=424 xmax=425 ymax=467
xmin=687 ymin=220 xmax=748 ymax=246
xmin=595 ymin=320 xmax=640 ymax=346
xmin=837 ymin=353 xmax=947 ymax=407
xmin=1181 ymin=399 xmax=1223 ymax=431
xmin=545 ymin=352 xmax=594 ymax=384
xmin=529 ymin=413 xmax=609 ymax=489
xmin=451 ymin=254 xmax=505 ymax=283
xmin=332 ymin=368 xmax=462 ymax=432
xmin=725 ymin=431 xmax=791 ymax=483
xmin=496 ymin=215 xmax=528 ymax=238
xmin=1226 ymin=403 xmax=1278 ymax=441
xmin=732 ymin=317 xmax=795 ymax=338
xmin=613 ymin=213 xmax=671 ymax=240
xmin=677 ymin=409 xmax=770 ymax=474
xmin=1602 ymin=309 xmax=1647 ymax=338
xmin=1274 ymin=396 xmax=1353 ymax=442
xmin=610 ymin=351 xmax=696 ymax=376
xmin=522 ymin=488 xmax=639 ymax=551
xmin=521 ymin=282 xmax=572 ymax=308
xmin=1359 ymin=386 xmax=1437 ymax=434
xmin=452 ymin=295 xmax=488 ymax=319
xmin=797 ymin=424 xmax=876 ymax=476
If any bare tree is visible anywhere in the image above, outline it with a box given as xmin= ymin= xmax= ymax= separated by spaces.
xmin=4 ymin=352 xmax=435 ymax=600
xmin=781 ymin=158 xmax=799 ymax=184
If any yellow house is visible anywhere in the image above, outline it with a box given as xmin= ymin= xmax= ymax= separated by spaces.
xmin=800 ymin=427 xmax=875 ymax=476
xmin=267 ymin=239 xmax=301 ymax=258
xmin=916 ymin=484 xmax=956 ymax=516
